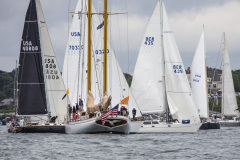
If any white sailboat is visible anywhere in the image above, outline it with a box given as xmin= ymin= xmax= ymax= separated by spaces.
xmin=9 ymin=0 xmax=68 ymax=133
xmin=63 ymin=0 xmax=142 ymax=134
xmin=191 ymin=29 xmax=220 ymax=129
xmin=219 ymin=33 xmax=240 ymax=127
xmin=131 ymin=0 xmax=201 ymax=133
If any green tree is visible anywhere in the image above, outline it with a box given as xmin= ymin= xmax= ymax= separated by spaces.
xmin=124 ymin=73 xmax=133 ymax=87
xmin=0 ymin=91 xmax=6 ymax=101
xmin=0 ymin=72 xmax=13 ymax=91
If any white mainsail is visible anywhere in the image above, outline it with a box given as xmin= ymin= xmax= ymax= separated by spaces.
xmin=162 ymin=3 xmax=200 ymax=123
xmin=62 ymin=1 xmax=101 ymax=108
xmin=191 ymin=30 xmax=208 ymax=118
xmin=222 ymin=33 xmax=238 ymax=117
xmin=131 ymin=2 xmax=164 ymax=114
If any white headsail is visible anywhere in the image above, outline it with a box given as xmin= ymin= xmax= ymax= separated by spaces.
xmin=222 ymin=33 xmax=238 ymax=117
xmin=191 ymin=30 xmax=208 ymax=118
xmin=162 ymin=2 xmax=200 ymax=123
xmin=37 ymin=0 xmax=68 ymax=123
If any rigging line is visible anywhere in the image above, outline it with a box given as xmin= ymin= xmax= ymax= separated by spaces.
xmin=67 ymin=0 xmax=71 ymax=91
xmin=91 ymin=37 xmax=102 ymax=101
xmin=210 ymin=34 xmax=224 ymax=96
xmin=125 ymin=0 xmax=130 ymax=100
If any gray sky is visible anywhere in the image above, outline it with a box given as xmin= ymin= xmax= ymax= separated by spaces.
xmin=0 ymin=0 xmax=240 ymax=74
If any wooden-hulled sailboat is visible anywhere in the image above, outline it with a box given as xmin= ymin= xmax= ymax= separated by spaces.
xmin=9 ymin=0 xmax=68 ymax=133
xmin=131 ymin=0 xmax=201 ymax=133
xmin=64 ymin=0 xmax=142 ymax=134
xmin=191 ymin=28 xmax=220 ymax=129
xmin=219 ymin=33 xmax=240 ymax=127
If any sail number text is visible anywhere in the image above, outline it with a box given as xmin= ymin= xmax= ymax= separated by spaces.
xmin=144 ymin=37 xmax=154 ymax=45
xmin=173 ymin=65 xmax=183 ymax=74
xmin=22 ymin=41 xmax=38 ymax=51
xmin=95 ymin=49 xmax=109 ymax=54
xmin=45 ymin=58 xmax=59 ymax=80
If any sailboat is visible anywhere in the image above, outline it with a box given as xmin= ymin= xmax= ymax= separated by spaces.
xmin=9 ymin=0 xmax=68 ymax=133
xmin=191 ymin=29 xmax=220 ymax=129
xmin=219 ymin=33 xmax=240 ymax=127
xmin=131 ymin=0 xmax=201 ymax=133
xmin=63 ymin=0 xmax=142 ymax=134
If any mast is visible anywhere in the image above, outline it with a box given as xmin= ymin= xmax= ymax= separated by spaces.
xmin=87 ymin=0 xmax=92 ymax=92
xmin=203 ymin=25 xmax=209 ymax=119
xmin=160 ymin=0 xmax=168 ymax=122
xmin=14 ymin=60 xmax=17 ymax=116
xmin=221 ymin=32 xmax=225 ymax=117
xmin=103 ymin=0 xmax=108 ymax=93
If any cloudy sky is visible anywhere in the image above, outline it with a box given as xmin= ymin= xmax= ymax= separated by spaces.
xmin=0 ymin=0 xmax=240 ymax=74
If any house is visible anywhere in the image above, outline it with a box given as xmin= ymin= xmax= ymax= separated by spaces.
xmin=0 ymin=98 xmax=14 ymax=107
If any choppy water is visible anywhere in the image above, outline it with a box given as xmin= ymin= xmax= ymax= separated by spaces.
xmin=1 ymin=126 xmax=240 ymax=160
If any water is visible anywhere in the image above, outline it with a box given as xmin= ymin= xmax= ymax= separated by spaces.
xmin=1 ymin=126 xmax=240 ymax=160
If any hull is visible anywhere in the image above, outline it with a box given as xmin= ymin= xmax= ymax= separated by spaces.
xmin=199 ymin=122 xmax=220 ymax=130
xmin=129 ymin=120 xmax=144 ymax=134
xmin=8 ymin=124 xmax=65 ymax=133
xmin=65 ymin=116 xmax=130 ymax=134
xmin=138 ymin=122 xmax=201 ymax=133
xmin=219 ymin=120 xmax=240 ymax=127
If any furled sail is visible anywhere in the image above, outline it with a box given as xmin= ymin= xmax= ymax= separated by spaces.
xmin=37 ymin=0 xmax=68 ymax=123
xmin=131 ymin=2 xmax=164 ymax=114
xmin=222 ymin=33 xmax=238 ymax=117
xmin=191 ymin=30 xmax=208 ymax=118
xmin=162 ymin=3 xmax=200 ymax=123
xmin=18 ymin=0 xmax=47 ymax=115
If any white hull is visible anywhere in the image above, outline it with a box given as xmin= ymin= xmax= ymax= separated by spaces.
xmin=138 ymin=122 xmax=201 ymax=133
xmin=129 ymin=121 xmax=144 ymax=134
xmin=65 ymin=116 xmax=131 ymax=134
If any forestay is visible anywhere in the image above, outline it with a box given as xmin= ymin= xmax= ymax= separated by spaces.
xmin=131 ymin=2 xmax=164 ymax=114
xmin=222 ymin=34 xmax=238 ymax=117
xmin=162 ymin=3 xmax=200 ymax=123
xmin=191 ymin=30 xmax=208 ymax=118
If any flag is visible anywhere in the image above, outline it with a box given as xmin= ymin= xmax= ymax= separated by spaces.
xmin=97 ymin=21 xmax=104 ymax=30
xmin=99 ymin=104 xmax=119 ymax=125
xmin=120 ymin=96 xmax=129 ymax=105
xmin=62 ymin=89 xmax=69 ymax=100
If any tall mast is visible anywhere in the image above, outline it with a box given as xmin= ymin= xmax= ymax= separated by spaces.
xmin=203 ymin=25 xmax=209 ymax=119
xmin=87 ymin=0 xmax=92 ymax=92
xmin=103 ymin=0 xmax=108 ymax=93
xmin=160 ymin=0 xmax=168 ymax=122
xmin=221 ymin=32 xmax=225 ymax=117
xmin=14 ymin=60 xmax=17 ymax=116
